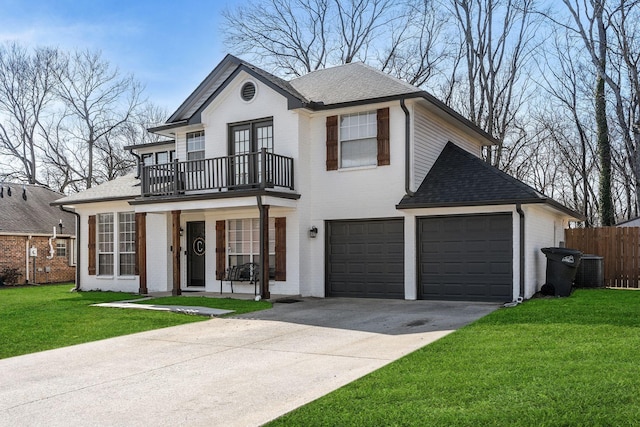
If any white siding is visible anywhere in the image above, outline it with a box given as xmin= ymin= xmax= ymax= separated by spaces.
xmin=413 ymin=103 xmax=483 ymax=189
xmin=523 ymin=204 xmax=570 ymax=298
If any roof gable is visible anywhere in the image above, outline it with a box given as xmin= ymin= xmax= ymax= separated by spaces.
xmin=397 ymin=142 xmax=583 ymax=218
xmin=162 ymin=55 xmax=308 ymax=127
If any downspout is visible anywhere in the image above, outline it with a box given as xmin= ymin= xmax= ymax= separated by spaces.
xmin=130 ymin=151 xmax=142 ymax=179
xmin=516 ymin=204 xmax=525 ymax=301
xmin=400 ymin=98 xmax=414 ymax=197
xmin=60 ymin=205 xmax=81 ymax=291
xmin=25 ymin=236 xmax=31 ymax=283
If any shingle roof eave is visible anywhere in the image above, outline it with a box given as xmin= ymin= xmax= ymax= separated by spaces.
xmin=397 ymin=142 xmax=584 ymax=220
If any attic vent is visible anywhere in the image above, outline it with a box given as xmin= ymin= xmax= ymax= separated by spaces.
xmin=241 ymin=82 xmax=256 ymax=101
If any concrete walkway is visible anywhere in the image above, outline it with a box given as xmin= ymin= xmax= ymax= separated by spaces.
xmin=0 ymin=298 xmax=498 ymax=426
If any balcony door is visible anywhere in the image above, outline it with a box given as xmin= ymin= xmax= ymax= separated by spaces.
xmin=229 ymin=119 xmax=273 ymax=186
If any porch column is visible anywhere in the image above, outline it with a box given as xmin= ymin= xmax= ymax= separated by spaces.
xmin=135 ymin=212 xmax=147 ymax=294
xmin=258 ymin=201 xmax=270 ymax=299
xmin=172 ymin=210 xmax=182 ymax=296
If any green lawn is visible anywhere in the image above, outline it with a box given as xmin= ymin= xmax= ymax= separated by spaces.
xmin=269 ymin=289 xmax=640 ymax=426
xmin=0 ymin=284 xmax=271 ymax=359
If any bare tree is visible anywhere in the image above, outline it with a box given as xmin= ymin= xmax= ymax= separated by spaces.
xmin=0 ymin=43 xmax=60 ymax=184
xmin=536 ymin=30 xmax=598 ymax=223
xmin=222 ymin=0 xmax=405 ymax=76
xmin=378 ymin=0 xmax=449 ymax=87
xmin=447 ymin=0 xmax=541 ymax=168
xmin=53 ymin=50 xmax=144 ymax=189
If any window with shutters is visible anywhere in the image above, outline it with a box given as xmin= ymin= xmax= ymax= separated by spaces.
xmin=339 ymin=111 xmax=378 ymax=168
xmin=227 ymin=218 xmax=276 ymax=279
xmin=326 ymin=108 xmax=389 ymax=171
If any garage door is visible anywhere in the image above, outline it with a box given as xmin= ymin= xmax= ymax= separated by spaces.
xmin=418 ymin=214 xmax=512 ymax=302
xmin=326 ymin=219 xmax=404 ymax=298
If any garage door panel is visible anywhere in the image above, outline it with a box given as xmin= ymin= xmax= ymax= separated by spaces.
xmin=419 ymin=214 xmax=513 ymax=302
xmin=327 ymin=219 xmax=404 ymax=299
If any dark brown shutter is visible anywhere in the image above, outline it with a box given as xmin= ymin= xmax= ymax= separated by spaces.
xmin=326 ymin=115 xmax=338 ymax=170
xmin=88 ymin=215 xmax=96 ymax=276
xmin=215 ymin=220 xmax=226 ymax=280
xmin=275 ymin=217 xmax=286 ymax=281
xmin=377 ymin=107 xmax=390 ymax=166
xmin=135 ymin=213 xmax=146 ymax=281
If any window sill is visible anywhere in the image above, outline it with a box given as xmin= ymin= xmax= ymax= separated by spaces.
xmin=338 ymin=164 xmax=378 ymax=172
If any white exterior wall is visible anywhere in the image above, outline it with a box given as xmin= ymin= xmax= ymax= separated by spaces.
xmin=200 ymin=71 xmax=300 ymax=160
xmin=522 ymin=204 xmax=571 ymax=298
xmin=145 ymin=212 xmax=172 ymax=293
xmin=74 ymin=201 xmax=139 ymax=293
xmin=412 ymin=102 xmax=483 ymax=190
xmin=304 ymin=101 xmax=407 ymax=297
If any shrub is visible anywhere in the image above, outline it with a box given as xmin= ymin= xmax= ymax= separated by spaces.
xmin=0 ymin=267 xmax=22 ymax=285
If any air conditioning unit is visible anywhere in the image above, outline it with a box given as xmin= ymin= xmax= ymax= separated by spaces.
xmin=575 ymin=255 xmax=604 ymax=288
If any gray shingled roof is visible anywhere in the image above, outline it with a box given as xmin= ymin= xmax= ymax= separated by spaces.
xmin=290 ymin=62 xmax=421 ymax=105
xmin=397 ymin=142 xmax=583 ymax=218
xmin=53 ymin=175 xmax=140 ymax=206
xmin=0 ymin=184 xmax=76 ymax=235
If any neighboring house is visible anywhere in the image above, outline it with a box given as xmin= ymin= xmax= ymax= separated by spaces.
xmin=0 ymin=184 xmax=76 ymax=285
xmin=616 ymin=217 xmax=640 ymax=227
xmin=53 ymin=54 xmax=583 ymax=302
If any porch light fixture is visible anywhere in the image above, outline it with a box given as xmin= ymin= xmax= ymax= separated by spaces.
xmin=309 ymin=226 xmax=318 ymax=238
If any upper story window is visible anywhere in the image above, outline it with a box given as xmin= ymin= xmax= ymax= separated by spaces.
xmin=325 ymin=108 xmax=389 ymax=171
xmin=339 ymin=111 xmax=377 ymax=168
xmin=187 ymin=131 xmax=205 ymax=160
xmin=142 ymin=153 xmax=154 ymax=166
xmin=141 ymin=150 xmax=175 ymax=166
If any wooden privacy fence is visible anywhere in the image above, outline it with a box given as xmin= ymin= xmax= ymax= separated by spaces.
xmin=565 ymin=227 xmax=640 ymax=288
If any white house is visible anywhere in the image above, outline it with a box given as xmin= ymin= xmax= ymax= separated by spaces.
xmin=53 ymin=54 xmax=583 ymax=302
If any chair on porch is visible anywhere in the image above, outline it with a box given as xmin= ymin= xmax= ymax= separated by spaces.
xmin=220 ymin=262 xmax=260 ymax=295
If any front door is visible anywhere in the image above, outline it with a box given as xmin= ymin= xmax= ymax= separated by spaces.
xmin=187 ymin=221 xmax=206 ymax=287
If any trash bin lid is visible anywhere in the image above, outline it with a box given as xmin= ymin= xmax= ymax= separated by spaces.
xmin=541 ymin=247 xmax=582 ymax=256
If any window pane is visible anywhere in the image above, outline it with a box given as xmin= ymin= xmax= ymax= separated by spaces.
xmin=56 ymin=240 xmax=67 ymax=257
xmin=118 ymin=212 xmax=136 ymax=276
xmin=156 ymin=151 xmax=169 ymax=164
xmin=341 ymin=137 xmax=377 ymax=168
xmin=97 ymin=213 xmax=114 ymax=275
xmin=340 ymin=111 xmax=377 ymax=168
xmin=187 ymin=131 xmax=205 ymax=160
xmin=227 ymin=218 xmax=276 ymax=270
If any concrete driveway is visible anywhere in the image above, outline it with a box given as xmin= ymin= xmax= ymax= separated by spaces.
xmin=0 ymin=298 xmax=498 ymax=426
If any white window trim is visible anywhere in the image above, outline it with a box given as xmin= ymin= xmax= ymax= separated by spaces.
xmin=96 ymin=212 xmax=136 ymax=278
xmin=338 ymin=110 xmax=378 ymax=169
xmin=227 ymin=218 xmax=276 ymax=279
xmin=239 ymin=79 xmax=258 ymax=104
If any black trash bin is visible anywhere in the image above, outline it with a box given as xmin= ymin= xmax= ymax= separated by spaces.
xmin=541 ymin=247 xmax=583 ymax=297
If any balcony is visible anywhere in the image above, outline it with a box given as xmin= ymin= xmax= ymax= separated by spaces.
xmin=141 ymin=149 xmax=294 ymax=197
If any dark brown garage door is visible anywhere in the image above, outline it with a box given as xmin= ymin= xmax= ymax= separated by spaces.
xmin=418 ymin=214 xmax=513 ymax=302
xmin=326 ymin=219 xmax=404 ymax=298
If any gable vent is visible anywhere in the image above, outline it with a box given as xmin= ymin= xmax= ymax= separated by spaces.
xmin=241 ymin=82 xmax=256 ymax=101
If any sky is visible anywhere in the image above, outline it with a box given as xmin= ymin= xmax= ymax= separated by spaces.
xmin=0 ymin=0 xmax=232 ymax=112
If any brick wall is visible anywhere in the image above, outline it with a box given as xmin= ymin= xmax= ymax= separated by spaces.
xmin=0 ymin=235 xmax=75 ymax=285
